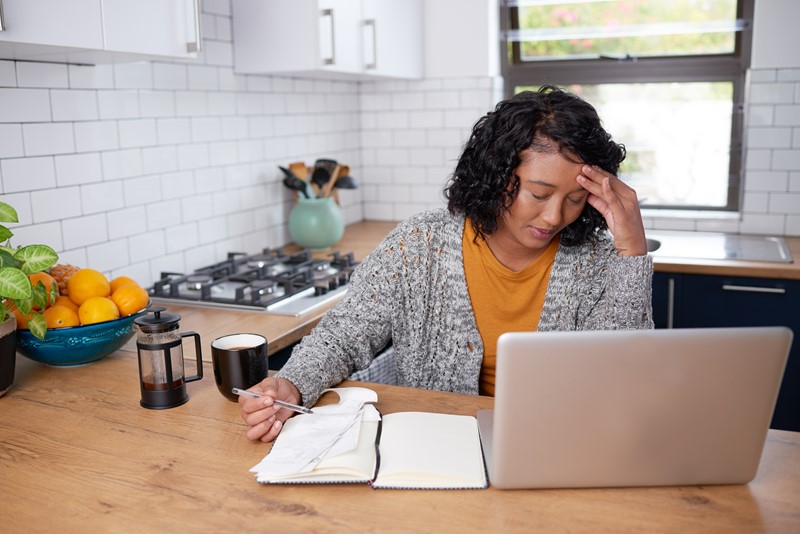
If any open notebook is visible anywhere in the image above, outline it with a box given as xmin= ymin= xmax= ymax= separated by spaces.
xmin=478 ymin=327 xmax=792 ymax=489
xmin=251 ymin=388 xmax=487 ymax=490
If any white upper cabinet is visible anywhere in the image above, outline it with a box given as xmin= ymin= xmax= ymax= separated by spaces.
xmin=102 ymin=0 xmax=200 ymax=59
xmin=0 ymin=0 xmax=200 ymax=64
xmin=232 ymin=0 xmax=423 ymax=79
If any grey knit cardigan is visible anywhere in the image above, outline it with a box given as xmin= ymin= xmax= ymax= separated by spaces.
xmin=277 ymin=208 xmax=654 ymax=406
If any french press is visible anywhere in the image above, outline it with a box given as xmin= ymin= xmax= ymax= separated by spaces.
xmin=134 ymin=306 xmax=203 ymax=410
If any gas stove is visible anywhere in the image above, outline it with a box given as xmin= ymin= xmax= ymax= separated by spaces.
xmin=149 ymin=248 xmax=357 ymax=316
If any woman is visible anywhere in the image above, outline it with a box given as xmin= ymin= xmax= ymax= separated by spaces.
xmin=241 ymin=86 xmax=653 ymax=442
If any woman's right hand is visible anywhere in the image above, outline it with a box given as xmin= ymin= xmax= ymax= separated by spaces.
xmin=239 ymin=377 xmax=303 ymax=442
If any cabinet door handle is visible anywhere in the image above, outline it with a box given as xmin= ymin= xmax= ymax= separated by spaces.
xmin=364 ymin=19 xmax=377 ymax=70
xmin=186 ymin=0 xmax=202 ymax=53
xmin=0 ymin=0 xmax=6 ymax=32
xmin=320 ymin=9 xmax=335 ymax=65
xmin=667 ymin=277 xmax=675 ymax=329
xmin=721 ymin=284 xmax=786 ymax=294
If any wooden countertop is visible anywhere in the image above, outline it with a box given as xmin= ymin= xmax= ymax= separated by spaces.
xmin=2 ymin=350 xmax=799 ymax=533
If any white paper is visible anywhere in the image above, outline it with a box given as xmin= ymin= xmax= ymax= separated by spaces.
xmin=251 ymin=387 xmax=379 ymax=477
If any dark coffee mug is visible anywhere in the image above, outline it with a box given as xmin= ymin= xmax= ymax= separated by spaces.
xmin=211 ymin=333 xmax=268 ymax=402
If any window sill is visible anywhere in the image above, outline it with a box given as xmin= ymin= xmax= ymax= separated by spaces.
xmin=640 ymin=208 xmax=740 ymax=220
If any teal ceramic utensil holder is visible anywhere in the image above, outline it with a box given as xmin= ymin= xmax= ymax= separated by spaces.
xmin=288 ymin=197 xmax=345 ymax=250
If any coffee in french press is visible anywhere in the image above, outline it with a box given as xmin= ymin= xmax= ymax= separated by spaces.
xmin=134 ymin=306 xmax=202 ymax=409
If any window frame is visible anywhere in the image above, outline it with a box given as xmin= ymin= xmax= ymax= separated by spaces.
xmin=499 ymin=0 xmax=755 ymax=212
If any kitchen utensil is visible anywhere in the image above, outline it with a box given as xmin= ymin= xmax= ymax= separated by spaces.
xmin=134 ymin=306 xmax=203 ymax=410
xmin=288 ymin=196 xmax=345 ymax=250
xmin=320 ymin=164 xmax=341 ymax=198
xmin=211 ymin=333 xmax=268 ymax=402
xmin=288 ymin=161 xmax=309 ymax=181
xmin=279 ymin=166 xmax=311 ymax=198
xmin=311 ymin=158 xmax=338 ymax=191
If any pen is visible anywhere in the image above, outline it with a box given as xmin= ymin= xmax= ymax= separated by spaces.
xmin=231 ymin=388 xmax=314 ymax=415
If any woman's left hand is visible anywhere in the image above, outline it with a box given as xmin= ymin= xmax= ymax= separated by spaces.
xmin=577 ymin=165 xmax=647 ymax=257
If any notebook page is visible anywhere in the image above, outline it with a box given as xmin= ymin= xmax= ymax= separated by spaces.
xmin=373 ymin=412 xmax=487 ymax=489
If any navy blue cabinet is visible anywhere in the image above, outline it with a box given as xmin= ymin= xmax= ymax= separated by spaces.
xmin=652 ymin=272 xmax=799 ymax=431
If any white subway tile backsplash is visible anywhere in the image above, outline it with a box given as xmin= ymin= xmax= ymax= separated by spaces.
xmin=209 ymin=92 xmax=237 ymax=115
xmin=743 ymin=191 xmax=769 ymax=212
xmin=146 ymin=199 xmax=182 ymax=230
xmin=0 ymin=124 xmax=24 ymax=158
xmin=156 ymin=118 xmax=192 ymax=145
xmin=197 ymin=215 xmax=228 ymax=244
xmin=1 ymin=157 xmax=56 ymax=192
xmin=165 ymin=222 xmax=200 ymax=252
xmin=790 ymin=172 xmax=800 ymax=192
xmin=769 ymin=192 xmax=800 ymax=213
xmin=775 ymin=105 xmax=800 ymax=126
xmin=773 ymin=150 xmax=800 ymax=170
xmin=409 ymin=110 xmax=444 ymax=129
xmin=101 ymin=149 xmax=143 ymax=180
xmin=98 ymin=90 xmax=140 ymax=119
xmin=22 ymin=123 xmax=74 ymax=156
xmin=16 ymin=62 xmax=68 ymax=88
xmin=0 ymin=61 xmax=16 ymax=86
xmin=114 ymin=62 xmax=153 ymax=89
xmin=0 ymin=89 xmax=51 ymax=123
xmin=128 ymin=229 xmax=166 ymax=261
xmin=161 ymin=170 xmax=195 ymax=199
xmin=68 ymin=64 xmax=114 ymax=89
xmin=745 ymin=149 xmax=772 ymax=170
xmin=216 ymin=15 xmax=233 ymax=42
xmin=750 ymin=83 xmax=795 ymax=104
xmin=55 ymin=153 xmax=103 ymax=186
xmin=31 ymin=186 xmax=82 ymax=223
xmin=777 ymin=69 xmax=800 ymax=82
xmin=203 ymin=40 xmax=234 ymax=67
xmin=209 ymin=141 xmax=239 ymax=165
xmin=191 ymin=117 xmax=223 ymax=142
xmin=153 ymin=63 xmax=188 ymax=90
xmin=750 ymin=69 xmax=777 ymax=83
xmin=739 ymin=213 xmax=786 ymax=235
xmin=237 ymin=93 xmax=263 ymax=115
xmin=188 ymin=65 xmax=220 ymax=91
xmin=119 ymin=119 xmax=158 ymax=148
xmin=51 ymin=90 xmax=99 ymax=122
xmin=142 ymin=146 xmax=179 ymax=175
xmin=748 ymin=105 xmax=774 ymax=126
xmin=81 ymin=181 xmax=125 ymax=214
xmin=124 ymin=175 xmax=162 ymax=206
xmin=425 ymin=91 xmax=462 ymax=110
xmin=221 ymin=117 xmax=248 ymax=139
xmin=12 ymin=220 xmax=64 ymax=251
xmin=262 ymin=93 xmax=287 ymax=113
xmin=107 ymin=205 xmax=147 ymax=239
xmin=181 ymin=193 xmax=214 ymax=222
xmin=87 ymin=239 xmax=131 ymax=272
xmin=177 ymin=143 xmax=211 ymax=170
xmin=747 ymin=127 xmax=792 ymax=148
xmin=392 ymin=92 xmax=425 ymax=110
xmin=176 ymin=92 xmax=209 ymax=116
xmin=140 ymin=91 xmax=177 ymax=118
xmin=74 ymin=121 xmax=119 ymax=152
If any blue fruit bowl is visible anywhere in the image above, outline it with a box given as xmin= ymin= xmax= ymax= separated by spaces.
xmin=16 ymin=311 xmax=145 ymax=367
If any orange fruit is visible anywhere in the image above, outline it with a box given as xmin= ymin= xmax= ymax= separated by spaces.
xmin=28 ymin=272 xmax=57 ymax=310
xmin=110 ymin=285 xmax=149 ymax=317
xmin=6 ymin=301 xmax=32 ymax=329
xmin=53 ymin=295 xmax=79 ymax=313
xmin=42 ymin=305 xmax=80 ymax=328
xmin=78 ymin=297 xmax=120 ymax=325
xmin=67 ymin=269 xmax=111 ymax=306
xmin=110 ymin=275 xmax=140 ymax=293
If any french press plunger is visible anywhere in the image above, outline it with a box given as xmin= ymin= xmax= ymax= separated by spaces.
xmin=134 ymin=306 xmax=203 ymax=409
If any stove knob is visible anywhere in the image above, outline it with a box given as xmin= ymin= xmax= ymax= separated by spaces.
xmin=327 ymin=276 xmax=339 ymax=290
xmin=314 ymin=280 xmax=329 ymax=296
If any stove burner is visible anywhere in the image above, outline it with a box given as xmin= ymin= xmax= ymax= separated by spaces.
xmin=148 ymin=246 xmax=359 ymax=315
xmin=185 ymin=273 xmax=213 ymax=291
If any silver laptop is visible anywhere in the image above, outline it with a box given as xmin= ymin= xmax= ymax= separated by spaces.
xmin=477 ymin=327 xmax=792 ymax=489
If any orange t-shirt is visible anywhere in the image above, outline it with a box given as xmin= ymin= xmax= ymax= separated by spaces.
xmin=462 ymin=222 xmax=559 ymax=396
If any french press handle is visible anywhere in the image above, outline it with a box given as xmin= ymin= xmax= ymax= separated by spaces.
xmin=181 ymin=331 xmax=203 ymax=383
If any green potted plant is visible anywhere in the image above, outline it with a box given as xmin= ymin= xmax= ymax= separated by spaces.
xmin=0 ymin=201 xmax=58 ymax=397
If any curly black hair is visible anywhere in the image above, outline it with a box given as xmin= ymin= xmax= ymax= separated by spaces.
xmin=444 ymin=85 xmax=626 ymax=246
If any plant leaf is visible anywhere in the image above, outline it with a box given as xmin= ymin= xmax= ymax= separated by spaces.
xmin=31 ymin=281 xmax=48 ymax=310
xmin=48 ymin=280 xmax=59 ymax=306
xmin=27 ymin=312 xmax=47 ymax=340
xmin=0 ymin=267 xmax=32 ymax=300
xmin=0 ymin=249 xmax=17 ymax=268
xmin=14 ymin=245 xmax=58 ymax=274
xmin=0 ymin=202 xmax=19 ymax=224
xmin=0 ymin=225 xmax=12 ymax=242
xmin=15 ymin=297 xmax=33 ymax=315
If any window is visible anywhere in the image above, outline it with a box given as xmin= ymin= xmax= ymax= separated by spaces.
xmin=501 ymin=0 xmax=754 ymax=211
